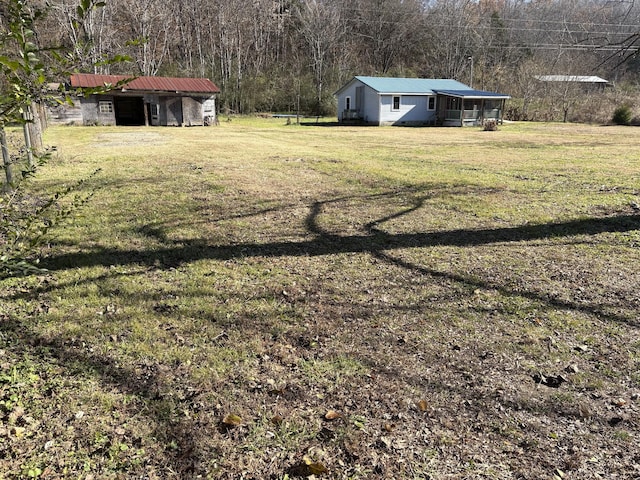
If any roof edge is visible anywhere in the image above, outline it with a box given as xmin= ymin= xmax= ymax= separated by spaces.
xmin=69 ymin=73 xmax=221 ymax=94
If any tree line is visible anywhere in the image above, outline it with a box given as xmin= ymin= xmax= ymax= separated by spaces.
xmin=5 ymin=0 xmax=640 ymax=117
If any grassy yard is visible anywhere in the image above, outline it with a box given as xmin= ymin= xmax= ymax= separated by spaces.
xmin=1 ymin=119 xmax=639 ymax=479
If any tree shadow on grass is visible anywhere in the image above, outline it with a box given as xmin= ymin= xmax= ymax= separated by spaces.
xmin=5 ymin=188 xmax=640 ymax=476
xmin=0 ymin=314 xmax=209 ymax=476
xmin=42 ymin=214 xmax=640 ymax=270
xmin=40 ymin=193 xmax=640 ymax=327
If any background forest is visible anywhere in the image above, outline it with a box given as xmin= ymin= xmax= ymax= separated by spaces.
xmin=9 ymin=0 xmax=640 ymax=121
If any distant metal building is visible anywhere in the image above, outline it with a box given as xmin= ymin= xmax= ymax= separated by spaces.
xmin=48 ymin=74 xmax=220 ymax=126
xmin=534 ymin=75 xmax=611 ymax=91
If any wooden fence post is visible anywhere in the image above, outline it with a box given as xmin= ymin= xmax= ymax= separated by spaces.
xmin=23 ymin=106 xmax=35 ymax=167
xmin=1 ymin=126 xmax=14 ymax=188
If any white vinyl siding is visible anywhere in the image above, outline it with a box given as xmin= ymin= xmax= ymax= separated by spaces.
xmin=379 ymin=94 xmax=433 ymax=125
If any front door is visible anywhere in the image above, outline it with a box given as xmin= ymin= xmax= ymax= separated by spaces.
xmin=147 ymin=103 xmax=160 ymax=125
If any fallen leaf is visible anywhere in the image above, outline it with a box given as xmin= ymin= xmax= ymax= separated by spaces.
xmin=222 ymin=414 xmax=242 ymax=427
xmin=324 ymin=410 xmax=341 ymax=420
xmin=303 ymin=456 xmax=328 ymax=475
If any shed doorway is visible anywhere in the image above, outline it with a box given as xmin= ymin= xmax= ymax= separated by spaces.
xmin=114 ymin=97 xmax=145 ymax=126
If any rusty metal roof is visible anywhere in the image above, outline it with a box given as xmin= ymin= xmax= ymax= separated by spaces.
xmin=70 ymin=73 xmax=220 ymax=94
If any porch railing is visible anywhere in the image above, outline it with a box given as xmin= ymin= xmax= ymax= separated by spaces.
xmin=483 ymin=108 xmax=501 ymax=119
xmin=463 ymin=109 xmax=479 ymax=120
xmin=445 ymin=109 xmax=461 ymax=121
xmin=446 ymin=109 xmax=502 ymax=123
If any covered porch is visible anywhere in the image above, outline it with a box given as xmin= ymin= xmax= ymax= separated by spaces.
xmin=436 ymin=90 xmax=510 ymax=127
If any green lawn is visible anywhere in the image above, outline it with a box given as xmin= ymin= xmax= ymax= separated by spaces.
xmin=1 ymin=119 xmax=639 ymax=479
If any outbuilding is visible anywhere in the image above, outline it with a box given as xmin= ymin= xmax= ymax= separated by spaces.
xmin=48 ymin=74 xmax=220 ymax=127
xmin=534 ymin=75 xmax=612 ymax=92
xmin=335 ymin=76 xmax=510 ymax=127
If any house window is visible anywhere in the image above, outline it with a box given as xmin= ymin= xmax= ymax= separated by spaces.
xmin=99 ymin=101 xmax=113 ymax=114
xmin=392 ymin=96 xmax=401 ymax=110
xmin=428 ymin=96 xmax=436 ymax=110
xmin=345 ymin=96 xmax=351 ymax=110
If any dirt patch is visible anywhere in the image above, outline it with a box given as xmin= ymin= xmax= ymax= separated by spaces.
xmin=94 ymin=131 xmax=166 ymax=147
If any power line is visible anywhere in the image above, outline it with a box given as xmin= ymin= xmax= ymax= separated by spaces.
xmin=333 ymin=3 xmax=640 ymax=33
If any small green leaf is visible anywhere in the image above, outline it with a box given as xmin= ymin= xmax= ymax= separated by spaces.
xmin=222 ymin=413 xmax=242 ymax=427
xmin=0 ymin=56 xmax=21 ymax=70
xmin=27 ymin=467 xmax=42 ymax=478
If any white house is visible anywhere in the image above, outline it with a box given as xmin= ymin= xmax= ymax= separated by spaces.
xmin=335 ymin=76 xmax=510 ymax=127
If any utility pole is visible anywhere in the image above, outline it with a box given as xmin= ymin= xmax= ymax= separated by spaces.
xmin=468 ymin=56 xmax=474 ymax=89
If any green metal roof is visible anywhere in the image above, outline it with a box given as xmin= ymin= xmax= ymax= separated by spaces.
xmin=355 ymin=76 xmax=470 ymax=94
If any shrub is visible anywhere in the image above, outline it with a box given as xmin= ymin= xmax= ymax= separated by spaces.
xmin=612 ymin=104 xmax=633 ymax=125
xmin=1 ymin=152 xmax=100 ymax=278
xmin=483 ymin=119 xmax=498 ymax=131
